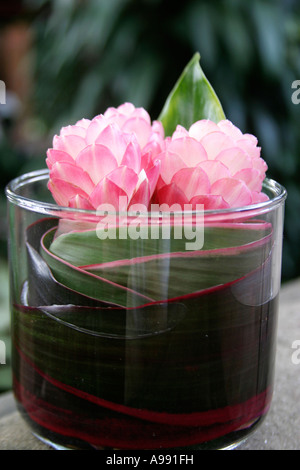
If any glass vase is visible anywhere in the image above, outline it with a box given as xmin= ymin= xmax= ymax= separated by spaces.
xmin=5 ymin=169 xmax=286 ymax=450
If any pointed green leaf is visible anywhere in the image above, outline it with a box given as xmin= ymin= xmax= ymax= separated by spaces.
xmin=46 ymin=222 xmax=272 ymax=304
xmin=40 ymin=228 xmax=155 ymax=307
xmin=158 ymin=52 xmax=226 ymax=136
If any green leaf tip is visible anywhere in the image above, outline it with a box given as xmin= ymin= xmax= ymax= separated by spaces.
xmin=158 ymin=52 xmax=226 ymax=136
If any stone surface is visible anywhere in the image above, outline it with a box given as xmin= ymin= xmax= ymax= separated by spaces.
xmin=0 ymin=278 xmax=299 ymax=450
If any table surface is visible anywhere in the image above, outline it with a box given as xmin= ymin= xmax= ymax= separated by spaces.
xmin=0 ymin=278 xmax=299 ymax=450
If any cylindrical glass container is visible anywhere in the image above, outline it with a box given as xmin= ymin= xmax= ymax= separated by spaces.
xmin=6 ymin=169 xmax=286 ymax=450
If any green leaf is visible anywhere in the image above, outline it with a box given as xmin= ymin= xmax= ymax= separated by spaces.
xmin=41 ymin=228 xmax=155 ymax=308
xmin=158 ymin=52 xmax=226 ymax=136
xmin=48 ymin=222 xmax=271 ymax=267
xmin=44 ymin=222 xmax=272 ymax=306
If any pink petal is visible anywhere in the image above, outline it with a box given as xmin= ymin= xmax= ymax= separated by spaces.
xmin=154 ymin=174 xmax=168 ymax=193
xmin=142 ymin=137 xmax=164 ymax=167
xmin=129 ymin=178 xmax=151 ymax=209
xmin=171 ymin=167 xmax=210 ymax=201
xmin=60 ymin=124 xmax=87 ymax=139
xmin=159 ymin=149 xmax=187 ymax=185
xmin=251 ymin=191 xmax=269 ymax=204
xmin=200 ymin=131 xmax=235 ymax=160
xmin=76 ymin=144 xmax=118 ymax=185
xmin=85 ymin=116 xmax=110 ymax=144
xmin=130 ymin=106 xmax=151 ymax=124
xmin=217 ymin=120 xmax=244 ymax=140
xmin=241 ymin=133 xmax=258 ymax=145
xmin=140 ymin=150 xmax=153 ymax=172
xmin=157 ymin=183 xmax=189 ymax=209
xmin=105 ymin=103 xmax=151 ymax=126
xmin=190 ymin=194 xmax=229 ymax=210
xmin=95 ymin=123 xmax=131 ymax=164
xmin=75 ymin=118 xmax=91 ymax=129
xmin=252 ymin=157 xmax=268 ymax=178
xmin=89 ymin=177 xmax=128 ymax=211
xmin=189 ymin=120 xmax=220 ymax=140
xmin=211 ymin=178 xmax=252 ymax=208
xmin=46 ymin=149 xmax=74 ymax=170
xmin=172 ymin=125 xmax=190 ymax=140
xmin=50 ymin=161 xmax=95 ymax=196
xmin=68 ymin=194 xmax=95 ymax=210
xmin=197 ymin=160 xmax=230 ymax=185
xmin=121 ymin=141 xmax=141 ymax=173
xmin=121 ymin=116 xmax=152 ymax=148
xmin=151 ymin=120 xmax=165 ymax=138
xmin=102 ymin=108 xmax=120 ymax=124
xmin=168 ymin=136 xmax=208 ymax=167
xmin=145 ymin=159 xmax=161 ymax=198
xmin=233 ymin=168 xmax=263 ymax=192
xmin=236 ymin=138 xmax=261 ymax=159
xmin=106 ymin=166 xmax=139 ymax=201
xmin=48 ymin=178 xmax=91 ymax=208
xmin=216 ymin=147 xmax=252 ymax=174
xmin=53 ymin=134 xmax=87 ymax=160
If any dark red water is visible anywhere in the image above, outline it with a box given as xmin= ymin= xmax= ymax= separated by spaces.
xmin=11 ymin=280 xmax=278 ymax=450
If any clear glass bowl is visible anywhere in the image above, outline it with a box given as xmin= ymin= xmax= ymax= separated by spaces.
xmin=5 ymin=170 xmax=287 ymax=450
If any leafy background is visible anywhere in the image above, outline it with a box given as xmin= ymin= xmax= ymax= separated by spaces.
xmin=0 ymin=0 xmax=299 ymax=393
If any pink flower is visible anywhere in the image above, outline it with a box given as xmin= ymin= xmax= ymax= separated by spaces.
xmin=154 ymin=119 xmax=268 ymax=210
xmin=46 ymin=103 xmax=164 ymax=211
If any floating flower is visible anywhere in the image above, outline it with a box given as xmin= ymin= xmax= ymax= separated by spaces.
xmin=154 ymin=119 xmax=268 ymax=210
xmin=46 ymin=104 xmax=164 ymax=211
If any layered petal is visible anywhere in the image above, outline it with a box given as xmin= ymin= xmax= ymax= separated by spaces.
xmin=197 ymin=160 xmax=230 ymax=185
xmin=200 ymin=131 xmax=235 ymax=160
xmin=47 ymin=104 xmax=163 ymax=212
xmin=46 ymin=149 xmax=74 ymax=170
xmin=154 ymin=118 xmax=268 ymax=210
xmin=217 ymin=120 xmax=244 ymax=140
xmin=46 ymin=109 xmax=268 ymax=213
xmin=50 ymin=161 xmax=95 ymax=196
xmin=190 ymin=194 xmax=229 ymax=210
xmin=48 ymin=178 xmax=91 ymax=208
xmin=122 ymin=117 xmax=153 ymax=149
xmin=171 ymin=167 xmax=210 ymax=201
xmin=167 ymin=136 xmax=208 ymax=167
xmin=105 ymin=166 xmax=139 ymax=201
xmin=159 ymin=149 xmax=188 ymax=185
xmin=89 ymin=178 xmax=128 ymax=211
xmin=76 ymin=144 xmax=118 ymax=185
xmin=189 ymin=119 xmax=220 ymax=140
xmin=95 ymin=123 xmax=131 ymax=165
xmin=216 ymin=147 xmax=252 ymax=174
xmin=129 ymin=172 xmax=151 ymax=209
xmin=157 ymin=183 xmax=189 ymax=208
xmin=233 ymin=168 xmax=263 ymax=192
xmin=211 ymin=178 xmax=252 ymax=208
xmin=52 ymin=134 xmax=87 ymax=160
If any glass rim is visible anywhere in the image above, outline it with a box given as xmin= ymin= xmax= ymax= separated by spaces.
xmin=5 ymin=168 xmax=287 ymax=217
